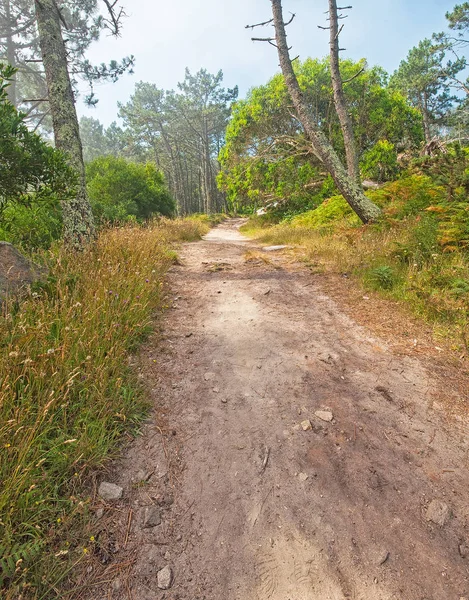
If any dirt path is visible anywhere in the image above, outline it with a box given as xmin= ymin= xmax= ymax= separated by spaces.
xmin=86 ymin=219 xmax=469 ymax=600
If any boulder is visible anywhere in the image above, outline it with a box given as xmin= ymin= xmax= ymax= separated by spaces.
xmin=0 ymin=242 xmax=46 ymax=300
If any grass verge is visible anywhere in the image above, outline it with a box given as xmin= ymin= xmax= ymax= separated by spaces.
xmin=0 ymin=217 xmax=210 ymax=599
xmin=241 ymin=207 xmax=469 ymax=354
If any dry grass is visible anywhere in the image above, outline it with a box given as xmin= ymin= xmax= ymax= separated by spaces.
xmin=0 ymin=217 xmax=210 ymax=599
xmin=242 ymin=218 xmax=469 ymax=353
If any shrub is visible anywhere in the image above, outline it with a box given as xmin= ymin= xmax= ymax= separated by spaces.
xmin=0 ymin=64 xmax=75 ymax=249
xmin=86 ymin=156 xmax=175 ymax=223
xmin=291 ymin=195 xmax=361 ymax=229
xmin=367 ymin=265 xmax=397 ymax=290
xmin=361 ymin=140 xmax=399 ymax=182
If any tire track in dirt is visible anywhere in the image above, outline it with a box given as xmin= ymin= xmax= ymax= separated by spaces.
xmin=83 ymin=219 xmax=469 ymax=600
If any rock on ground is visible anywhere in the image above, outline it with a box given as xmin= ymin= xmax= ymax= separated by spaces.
xmin=314 ymin=410 xmax=334 ymax=422
xmin=426 ymin=499 xmax=451 ymax=527
xmin=98 ymin=481 xmax=123 ymax=501
xmin=157 ymin=565 xmax=173 ymax=589
xmin=0 ymin=241 xmax=46 ymax=299
xmin=142 ymin=506 xmax=161 ymax=528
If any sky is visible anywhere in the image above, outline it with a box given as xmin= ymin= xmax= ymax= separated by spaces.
xmin=77 ymin=0 xmax=458 ymax=127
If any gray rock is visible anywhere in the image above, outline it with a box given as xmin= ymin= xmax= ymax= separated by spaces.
xmin=298 ymin=472 xmax=309 ymax=482
xmin=157 ymin=565 xmax=173 ymax=590
xmin=314 ymin=410 xmax=334 ymax=422
xmin=426 ymin=499 xmax=451 ymax=526
xmin=301 ymin=419 xmax=312 ymax=431
xmin=142 ymin=506 xmax=161 ymax=528
xmin=98 ymin=481 xmax=123 ymax=501
xmin=263 ymin=245 xmax=289 ymax=252
xmin=0 ymin=242 xmax=46 ymax=300
xmin=204 ymin=372 xmax=216 ymax=381
xmin=95 ymin=507 xmax=105 ymax=519
xmin=459 ymin=543 xmax=468 ymax=558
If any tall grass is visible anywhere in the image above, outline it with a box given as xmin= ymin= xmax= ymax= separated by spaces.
xmin=0 ymin=217 xmax=210 ymax=598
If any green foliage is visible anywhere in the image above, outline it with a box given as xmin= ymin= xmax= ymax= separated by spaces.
xmin=219 ymin=57 xmax=423 ymax=214
xmin=410 ymin=144 xmax=469 ymax=249
xmin=390 ymin=39 xmax=462 ymax=137
xmin=392 ymin=215 xmax=440 ymax=266
xmin=367 ymin=265 xmax=397 ymax=290
xmin=367 ymin=175 xmax=446 ymax=217
xmin=86 ymin=156 xmax=175 ymax=222
xmin=0 ymin=64 xmax=75 ymax=249
xmin=360 ymin=140 xmax=399 ymax=182
xmin=291 ymin=195 xmax=361 ymax=229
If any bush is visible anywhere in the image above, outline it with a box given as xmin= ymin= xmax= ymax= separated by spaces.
xmin=360 ymin=140 xmax=399 ymax=182
xmin=86 ymin=156 xmax=175 ymax=223
xmin=0 ymin=64 xmax=75 ymax=249
xmin=291 ymin=195 xmax=361 ymax=229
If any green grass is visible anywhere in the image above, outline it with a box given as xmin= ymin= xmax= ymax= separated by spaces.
xmin=0 ymin=217 xmax=210 ymax=599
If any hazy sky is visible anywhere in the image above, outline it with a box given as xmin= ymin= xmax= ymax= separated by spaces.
xmin=77 ymin=0 xmax=457 ymax=126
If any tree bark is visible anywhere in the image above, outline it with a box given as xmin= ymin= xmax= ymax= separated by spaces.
xmin=421 ymin=93 xmax=432 ymax=143
xmin=328 ymin=0 xmax=360 ymax=183
xmin=270 ymin=0 xmax=381 ymax=224
xmin=34 ymin=0 xmax=95 ymax=248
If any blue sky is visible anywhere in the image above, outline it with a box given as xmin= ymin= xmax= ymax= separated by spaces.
xmin=77 ymin=0 xmax=458 ymax=126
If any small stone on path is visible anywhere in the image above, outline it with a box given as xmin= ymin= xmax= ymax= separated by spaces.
xmin=213 ymin=387 xmax=220 ymax=393
xmin=142 ymin=506 xmax=161 ymax=528
xmin=204 ymin=372 xmax=216 ymax=381
xmin=301 ymin=419 xmax=312 ymax=431
xmin=98 ymin=481 xmax=123 ymax=501
xmin=298 ymin=472 xmax=309 ymax=481
xmin=314 ymin=410 xmax=334 ymax=422
xmin=157 ymin=565 xmax=173 ymax=590
xmin=426 ymin=499 xmax=451 ymax=526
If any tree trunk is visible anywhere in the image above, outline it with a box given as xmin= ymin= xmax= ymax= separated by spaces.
xmin=5 ymin=1 xmax=17 ymax=105
xmin=34 ymin=0 xmax=95 ymax=248
xmin=270 ymin=0 xmax=381 ymax=224
xmin=328 ymin=0 xmax=360 ymax=183
xmin=421 ymin=93 xmax=432 ymax=143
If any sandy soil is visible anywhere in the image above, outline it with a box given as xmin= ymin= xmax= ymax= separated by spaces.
xmin=82 ymin=219 xmax=469 ymax=600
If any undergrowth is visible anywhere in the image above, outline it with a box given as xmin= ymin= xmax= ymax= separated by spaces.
xmin=0 ymin=217 xmax=210 ymax=599
xmin=241 ymin=177 xmax=469 ymax=351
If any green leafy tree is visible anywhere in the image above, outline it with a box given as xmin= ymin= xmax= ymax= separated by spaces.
xmin=219 ymin=58 xmax=422 ymax=212
xmin=390 ymin=38 xmax=463 ymax=141
xmin=0 ymin=63 xmax=75 ymax=248
xmin=0 ymin=0 xmax=134 ymax=131
xmin=119 ymin=69 xmax=238 ymax=214
xmin=86 ymin=156 xmax=174 ymax=223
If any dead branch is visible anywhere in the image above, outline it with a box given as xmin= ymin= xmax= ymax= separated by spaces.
xmin=245 ymin=17 xmax=274 ymax=30
xmin=342 ymin=67 xmax=365 ymax=84
xmin=101 ymin=0 xmax=125 ymax=36
xmin=251 ymin=37 xmax=278 ymax=48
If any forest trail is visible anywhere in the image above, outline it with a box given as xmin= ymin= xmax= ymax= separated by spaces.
xmin=88 ymin=219 xmax=469 ymax=600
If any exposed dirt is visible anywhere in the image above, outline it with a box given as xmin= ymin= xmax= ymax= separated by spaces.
xmin=82 ymin=219 xmax=469 ymax=600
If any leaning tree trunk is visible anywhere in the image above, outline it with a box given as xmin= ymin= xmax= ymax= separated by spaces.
xmin=34 ymin=0 xmax=95 ymax=248
xmin=328 ymin=0 xmax=360 ymax=183
xmin=270 ymin=0 xmax=381 ymax=223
